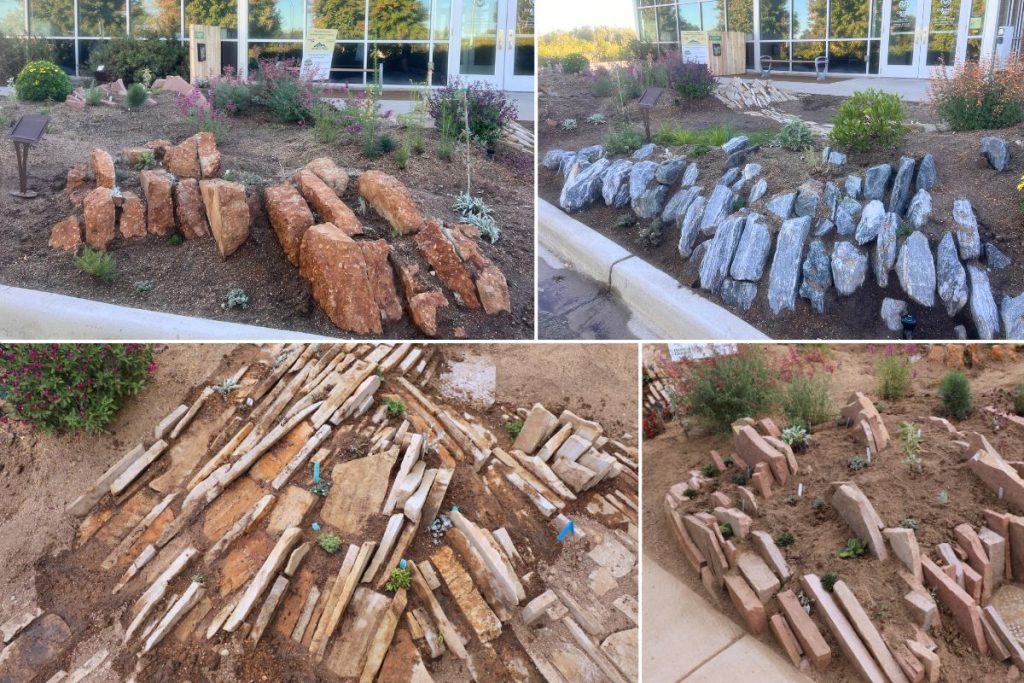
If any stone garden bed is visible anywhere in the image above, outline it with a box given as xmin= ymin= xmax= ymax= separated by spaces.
xmin=643 ymin=343 xmax=1024 ymax=681
xmin=0 ymin=91 xmax=534 ymax=340
xmin=0 ymin=342 xmax=638 ymax=682
xmin=538 ymin=72 xmax=1024 ymax=340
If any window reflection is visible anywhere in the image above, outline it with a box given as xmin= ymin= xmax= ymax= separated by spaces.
xmin=309 ymin=0 xmax=366 ymax=40
xmin=187 ymin=0 xmax=238 ymax=37
xmin=249 ymin=0 xmax=303 ymax=39
xmin=369 ymin=0 xmax=429 ymax=40
xmin=130 ymin=0 xmax=181 ymax=36
xmin=760 ymin=0 xmax=790 ymax=40
xmin=31 ymin=0 xmax=75 ymax=35
xmin=78 ymin=0 xmax=126 ymax=37
xmin=0 ymin=0 xmax=24 ymax=33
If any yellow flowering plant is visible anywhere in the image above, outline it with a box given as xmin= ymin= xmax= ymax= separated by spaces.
xmin=15 ymin=60 xmax=72 ymax=102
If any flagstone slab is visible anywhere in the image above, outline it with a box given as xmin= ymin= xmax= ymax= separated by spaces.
xmin=274 ymin=567 xmax=315 ymax=640
xmin=920 ymin=556 xmax=986 ymax=653
xmin=0 ymin=613 xmax=71 ymax=683
xmin=219 ymin=531 xmax=274 ymax=596
xmin=735 ymin=552 xmax=781 ymax=602
xmin=800 ymin=574 xmax=886 ymax=683
xmin=832 ymin=580 xmax=910 ymax=683
xmin=251 ymin=422 xmax=316 ymax=483
xmin=202 ymin=476 xmax=265 ymax=542
xmin=95 ymin=489 xmax=160 ymax=548
xmin=150 ymin=404 xmax=236 ymax=493
xmin=322 ymin=451 xmax=398 ymax=536
xmin=832 ymin=484 xmax=887 ymax=560
xmin=432 ymin=545 xmax=502 ymax=642
xmin=326 ymin=587 xmax=390 ymax=678
xmin=266 ymin=486 xmax=317 ymax=536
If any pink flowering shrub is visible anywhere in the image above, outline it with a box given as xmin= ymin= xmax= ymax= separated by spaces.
xmin=929 ymin=58 xmax=1024 ymax=130
xmin=255 ymin=58 xmax=320 ymax=124
xmin=175 ymin=86 xmax=227 ymax=136
xmin=0 ymin=344 xmax=155 ymax=432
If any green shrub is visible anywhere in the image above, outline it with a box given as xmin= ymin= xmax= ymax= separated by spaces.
xmin=86 ymin=36 xmax=188 ymax=84
xmin=255 ymin=58 xmax=319 ymax=124
xmin=318 ymin=532 xmax=342 ymax=554
xmin=775 ymin=531 xmax=795 ymax=547
xmin=781 ymin=373 xmax=834 ymax=429
xmin=0 ymin=33 xmax=56 ymax=83
xmin=683 ymin=487 xmax=699 ymax=498
xmin=222 ymin=288 xmax=250 ymax=310
xmin=125 ymin=82 xmax=147 ymax=109
xmin=1014 ymin=384 xmax=1024 ymax=417
xmin=828 ymin=89 xmax=908 ymax=152
xmin=213 ymin=81 xmax=252 ymax=115
xmin=653 ymin=123 xmax=774 ymax=148
xmin=395 ymin=143 xmax=410 ymax=170
xmin=821 ymin=573 xmax=839 ymax=592
xmin=427 ymin=78 xmax=517 ymax=147
xmin=701 ymin=464 xmax=720 ymax=478
xmin=930 ymin=59 xmax=1024 ymax=131
xmin=668 ymin=62 xmax=716 ymax=100
xmin=385 ymin=567 xmax=412 ymax=592
xmin=562 ymin=53 xmax=590 ymax=75
xmin=15 ymin=60 xmax=72 ymax=102
xmin=681 ymin=348 xmax=776 ymax=433
xmin=383 ymin=397 xmax=406 ymax=417
xmin=900 ymin=518 xmax=919 ymax=531
xmin=848 ymin=456 xmax=868 ymax=471
xmin=505 ymin=419 xmax=524 ymax=437
xmin=590 ymin=73 xmax=615 ymax=97
xmin=837 ymin=538 xmax=866 ymax=559
xmin=604 ymin=125 xmax=645 ymax=155
xmin=939 ymin=371 xmax=973 ymax=419
xmin=719 ymin=522 xmax=734 ymax=538
xmin=84 ymin=85 xmax=104 ymax=106
xmin=781 ymin=424 xmax=809 ymax=450
xmin=877 ymin=354 xmax=912 ymax=400
xmin=74 ymin=247 xmax=116 ymax=282
xmin=0 ymin=343 xmax=154 ymax=432
xmin=774 ymin=119 xmax=815 ymax=151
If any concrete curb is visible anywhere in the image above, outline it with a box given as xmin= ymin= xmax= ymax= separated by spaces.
xmin=538 ymin=199 xmax=770 ymax=340
xmin=0 ymin=285 xmax=338 ymax=340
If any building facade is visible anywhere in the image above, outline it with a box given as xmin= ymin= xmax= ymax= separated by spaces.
xmin=0 ymin=0 xmax=534 ymax=90
xmin=634 ymin=0 xmax=1019 ymax=77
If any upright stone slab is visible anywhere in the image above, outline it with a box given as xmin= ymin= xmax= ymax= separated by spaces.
xmin=883 ymin=527 xmax=922 ymax=583
xmin=832 ymin=484 xmax=887 ymax=560
xmin=736 ymin=552 xmax=781 ymax=602
xmin=800 ymin=574 xmax=887 ymax=683
xmin=864 ymin=163 xmax=892 ymax=201
xmin=937 ymin=232 xmax=968 ymax=317
xmin=921 ymin=556 xmax=987 ymax=653
xmin=560 ymin=158 xmax=610 ymax=213
xmin=831 ymin=580 xmax=910 ymax=683
xmin=698 ymin=214 xmax=744 ymax=293
xmin=896 ymin=231 xmax=936 ymax=307
xmin=750 ymin=530 xmax=792 ymax=581
xmin=952 ymin=199 xmax=982 ymax=261
xmin=831 ymin=241 xmax=867 ymax=296
xmin=722 ymin=573 xmax=767 ymax=634
xmin=199 ymin=179 xmax=250 ymax=258
xmin=729 ymin=213 xmax=771 ymax=282
xmin=889 ymin=156 xmax=916 ymax=216
xmin=513 ymin=404 xmax=559 ymax=454
xmin=854 ymin=200 xmax=886 ymax=245
xmin=777 ymin=589 xmax=832 ymax=672
xmin=968 ymin=264 xmax=1000 ymax=340
xmin=698 ymin=184 xmax=735 ymax=235
xmin=677 ymin=195 xmax=706 ymax=258
xmin=767 ymin=216 xmax=812 ymax=315
xmin=800 ymin=239 xmax=832 ymax=314
xmin=734 ymin=425 xmax=788 ymax=484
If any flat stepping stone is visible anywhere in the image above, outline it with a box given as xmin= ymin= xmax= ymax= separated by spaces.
xmin=321 ymin=449 xmax=398 ymax=536
xmin=0 ymin=614 xmax=72 ymax=683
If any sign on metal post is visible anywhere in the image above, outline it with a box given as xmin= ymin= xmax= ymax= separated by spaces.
xmin=8 ymin=114 xmax=48 ymax=199
xmin=638 ymin=87 xmax=665 ymax=142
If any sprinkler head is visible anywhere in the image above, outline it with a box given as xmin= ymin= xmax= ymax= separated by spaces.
xmin=901 ymin=313 xmax=917 ymax=340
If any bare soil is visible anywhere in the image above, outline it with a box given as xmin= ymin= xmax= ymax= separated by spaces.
xmin=0 ymin=94 xmax=535 ymax=339
xmin=539 ymin=71 xmax=1024 ymax=340
xmin=643 ymin=343 xmax=1024 ymax=682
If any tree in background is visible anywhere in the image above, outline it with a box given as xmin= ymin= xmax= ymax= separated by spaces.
xmin=539 ymin=25 xmax=635 ymax=65
xmin=310 ymin=0 xmax=428 ymax=40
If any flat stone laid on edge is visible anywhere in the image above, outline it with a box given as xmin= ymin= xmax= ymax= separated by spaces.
xmin=777 ymin=588 xmax=831 ymax=672
xmin=729 ymin=213 xmax=772 ymax=282
xmin=895 ymin=231 xmax=936 ymax=308
xmin=937 ymin=232 xmax=969 ymax=317
xmin=723 ymin=573 xmax=767 ymax=634
xmin=920 ymin=555 xmax=987 ymax=653
xmin=968 ymin=264 xmax=1001 ymax=340
xmin=832 ymin=484 xmax=887 ymax=560
xmin=767 ymin=216 xmax=812 ymax=315
xmin=800 ymin=574 xmax=887 ymax=683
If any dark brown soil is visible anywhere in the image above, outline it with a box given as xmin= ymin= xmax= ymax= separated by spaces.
xmin=539 ymin=72 xmax=1024 ymax=340
xmin=643 ymin=343 xmax=1024 ymax=683
xmin=774 ymin=93 xmax=942 ymax=126
xmin=0 ymin=95 xmax=534 ymax=339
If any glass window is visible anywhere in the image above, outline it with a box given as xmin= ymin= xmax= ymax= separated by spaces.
xmin=828 ymin=39 xmax=868 ymax=71
xmin=369 ymin=0 xmax=429 ymax=40
xmin=78 ymin=0 xmax=126 ymax=37
xmin=458 ymin=0 xmax=497 ymax=75
xmin=638 ymin=7 xmax=657 ymax=42
xmin=829 ymin=0 xmax=870 ymax=38
xmin=49 ymin=38 xmax=74 ymax=69
xmin=130 ymin=0 xmax=180 ymax=37
xmin=32 ymin=0 xmax=75 ymax=35
xmin=188 ymin=0 xmax=238 ymax=37
xmin=377 ymin=42 xmax=429 ymax=83
xmin=308 ymin=0 xmax=366 ymax=40
xmin=327 ymin=41 xmax=364 ymax=82
xmin=220 ymin=38 xmax=238 ymax=71
xmin=0 ymin=0 xmax=24 ymax=34
xmin=656 ymin=5 xmax=676 ymax=41
xmin=248 ymin=41 xmax=302 ymax=70
xmin=871 ymin=0 xmax=882 ymax=37
xmin=759 ymin=0 xmax=790 ymax=39
xmin=791 ymin=39 xmax=824 ymax=67
xmin=701 ymin=1 xmax=722 ymax=30
xmin=725 ymin=0 xmax=753 ymax=34
xmin=513 ymin=0 xmax=533 ymax=76
xmin=249 ymin=0 xmax=304 ymax=39
xmin=760 ymin=40 xmax=790 ymax=66
xmin=432 ymin=0 xmax=451 ymax=39
xmin=678 ymin=3 xmax=701 ymax=31
xmin=793 ymin=0 xmax=825 ymax=38
xmin=431 ymin=42 xmax=447 ymax=83
xmin=868 ymin=38 xmax=879 ymax=72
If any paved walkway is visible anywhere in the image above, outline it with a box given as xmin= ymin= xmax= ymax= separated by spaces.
xmin=643 ymin=556 xmax=813 ymax=683
xmin=770 ymin=75 xmax=930 ymax=102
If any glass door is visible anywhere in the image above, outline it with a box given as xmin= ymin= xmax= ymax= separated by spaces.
xmin=880 ymin=0 xmax=922 ymax=76
xmin=502 ymin=0 xmax=534 ymax=91
xmin=921 ymin=0 xmax=964 ymax=75
xmin=881 ymin=0 xmax=974 ymax=77
xmin=453 ymin=0 xmax=503 ymax=85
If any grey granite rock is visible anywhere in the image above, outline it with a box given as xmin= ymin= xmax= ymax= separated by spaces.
xmin=831 ymin=241 xmax=868 ymax=296
xmin=719 ymin=168 xmax=741 ymax=187
xmin=916 ymin=154 xmax=937 ymax=191
xmin=825 ymin=181 xmax=840 ymax=218
xmin=889 ymin=156 xmax=916 ymax=216
xmin=699 ymin=214 xmax=745 ymax=293
xmin=980 ymin=137 xmax=1010 ymax=172
xmin=632 ymin=143 xmax=657 ymax=161
xmin=968 ymin=264 xmax=1000 ymax=339
xmin=601 ymin=158 xmax=633 ymax=208
xmin=677 ymin=195 xmax=706 ymax=258
xmin=839 ymin=197 xmax=862 ymax=218
xmin=954 ymin=324 xmax=968 ymax=339
xmin=662 ymin=185 xmax=701 ymax=224
xmin=725 ymin=146 xmax=758 ymax=170
xmin=766 ymin=192 xmax=796 ymax=220
xmin=699 ymin=184 xmax=736 ymax=235
xmin=742 ymin=163 xmax=763 ymax=180
xmin=794 ymin=181 xmax=822 ymax=218
xmin=835 ymin=203 xmax=857 ymax=236
xmin=845 ymin=175 xmax=862 ymax=200
xmin=767 ymin=216 xmax=812 ymax=315
xmin=731 ymin=179 xmax=747 ymax=193
xmin=634 ymin=183 xmax=670 ymax=219
xmin=985 ymin=242 xmax=1011 ymax=269
xmin=1001 ymin=292 xmax=1024 ymax=339
xmin=864 ymin=163 xmax=893 ymax=201
xmin=907 ymin=189 xmax=932 ymax=229
xmin=656 ymin=158 xmax=687 ymax=184
xmin=722 ymin=135 xmax=749 ymax=154
xmin=628 ymin=161 xmax=658 ymax=205
xmin=748 ymin=178 xmax=768 ymax=203
xmin=952 ymin=198 xmax=981 ymax=261
xmin=681 ymin=162 xmax=700 ymax=187
xmin=814 ymin=218 xmax=835 ymax=237
xmin=730 ymin=213 xmax=772 ymax=281
xmin=854 ymin=200 xmax=886 ymax=245
xmin=895 ymin=231 xmax=936 ymax=307
xmin=559 ymin=157 xmax=610 ymax=213
xmin=542 ymin=149 xmax=569 ymax=171
xmin=690 ymin=238 xmax=710 ymax=265
xmin=799 ymin=239 xmax=832 ymax=314
xmin=721 ymin=278 xmax=758 ymax=311
xmin=936 ymin=231 xmax=968 ymax=317
xmin=579 ymin=145 xmax=606 ymax=162
xmin=881 ymin=298 xmax=908 ymax=332
xmin=824 ymin=148 xmax=848 ymax=166
xmin=874 ymin=211 xmax=899 ymax=288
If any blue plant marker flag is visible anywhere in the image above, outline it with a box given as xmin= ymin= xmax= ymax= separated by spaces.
xmin=312 ymin=522 xmax=321 ymax=532
xmin=313 ymin=461 xmax=321 ymax=483
xmin=399 ymin=559 xmax=407 ymax=569
xmin=451 ymin=505 xmax=459 ymax=513
xmin=557 ymin=520 xmax=575 ymax=542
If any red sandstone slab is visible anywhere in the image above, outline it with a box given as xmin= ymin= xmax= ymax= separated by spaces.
xmin=664 ymin=497 xmax=704 ymax=572
xmin=734 ymin=426 xmax=788 ymax=485
xmin=832 ymin=580 xmax=910 ymax=683
xmin=723 ymin=573 xmax=766 ymax=635
xmin=769 ymin=613 xmax=803 ymax=667
xmin=920 ymin=556 xmax=986 ymax=654
xmin=893 ymin=644 xmax=926 ymax=683
xmin=800 ymin=574 xmax=886 ymax=683
xmin=777 ymin=589 xmax=831 ymax=672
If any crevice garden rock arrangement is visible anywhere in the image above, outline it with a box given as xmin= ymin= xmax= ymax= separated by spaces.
xmin=664 ymin=391 xmax=1024 ymax=681
xmin=6 ymin=343 xmax=638 ymax=682
xmin=51 ymin=141 xmax=511 ymax=338
xmin=546 ymin=134 xmax=1019 ymax=339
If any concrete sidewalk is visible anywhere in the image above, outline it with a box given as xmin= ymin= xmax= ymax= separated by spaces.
xmin=643 ymin=556 xmax=813 ymax=683
xmin=769 ymin=75 xmax=930 ymax=102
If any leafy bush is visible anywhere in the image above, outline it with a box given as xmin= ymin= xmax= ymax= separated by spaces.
xmin=837 ymin=538 xmax=866 ymax=559
xmin=505 ymin=419 xmax=523 ymax=437
xmin=939 ymin=371 xmax=973 ymax=419
xmin=821 ymin=573 xmax=839 ymax=591
xmin=311 ymin=102 xmax=340 ymax=144
xmin=84 ymin=85 xmax=104 ymax=106
xmin=395 ymin=144 xmax=410 ymax=169
xmin=560 ymin=118 xmax=577 ymax=131
xmin=775 ymin=531 xmax=795 ymax=547
xmin=213 ymin=81 xmax=252 ymax=115
xmin=0 ymin=343 xmax=154 ymax=432
xmin=385 ymin=567 xmax=412 ymax=592
xmin=125 ymin=82 xmax=147 ymax=109
xmin=1015 ymin=384 xmax=1024 ymax=417
xmin=86 ymin=36 xmax=187 ymax=85
xmin=667 ymin=60 xmax=716 ymax=100
xmin=781 ymin=424 xmax=809 ymax=450
xmin=74 ymin=247 xmax=116 ymax=282
xmin=590 ymin=73 xmax=615 ymax=97
xmin=680 ymin=348 xmax=776 ymax=433
xmin=899 ymin=421 xmax=923 ymax=472
xmin=586 ymin=113 xmax=607 ymax=125
xmin=604 ymin=125 xmax=645 ymax=155
xmin=828 ymin=89 xmax=908 ymax=153
xmin=719 ymin=522 xmax=734 ymax=538
xmin=383 ymin=396 xmax=405 ymax=417
xmin=900 ymin=518 xmax=919 ymax=531
xmin=427 ymin=78 xmax=518 ymax=146
xmin=0 ymin=33 xmax=56 ymax=83
xmin=774 ymin=120 xmax=815 ymax=151
xmin=683 ymin=487 xmax=699 ymax=498
xmin=700 ymin=464 xmax=720 ymax=478
xmin=461 ymin=214 xmax=501 ymax=244
xmin=562 ymin=53 xmax=590 ymax=74
xmin=877 ymin=353 xmax=912 ymax=400
xmin=318 ymin=532 xmax=342 ymax=554
xmin=15 ymin=60 xmax=72 ymax=102
xmin=255 ymin=58 xmax=318 ymax=124
xmin=176 ymin=87 xmax=227 ymax=136
xmin=132 ymin=151 xmax=156 ymax=170
xmin=781 ymin=372 xmax=834 ymax=429
xmin=654 ymin=124 xmax=774 ymax=148
xmin=929 ymin=58 xmax=1024 ymax=131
